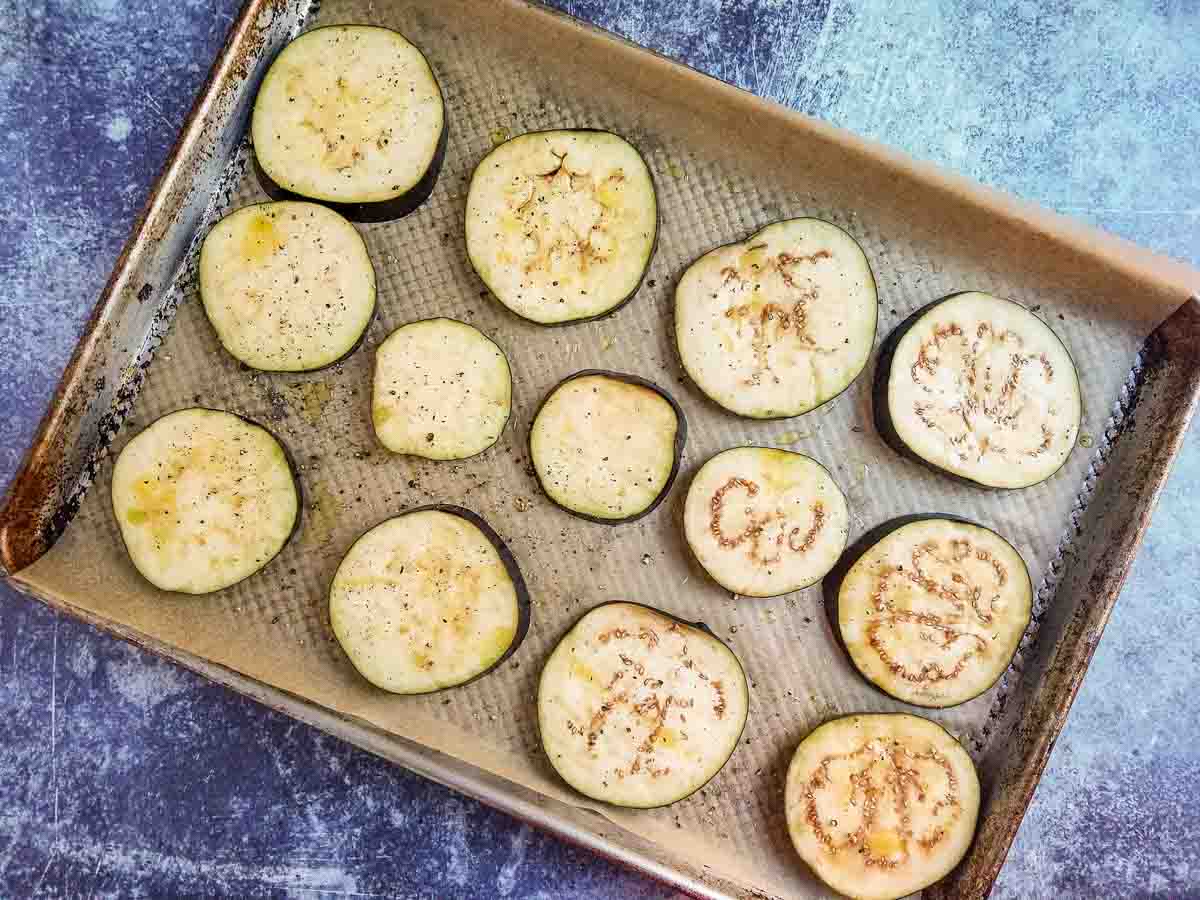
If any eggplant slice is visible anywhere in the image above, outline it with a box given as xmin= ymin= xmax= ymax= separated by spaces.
xmin=538 ymin=601 xmax=748 ymax=808
xmin=111 ymin=408 xmax=299 ymax=594
xmin=529 ymin=371 xmax=685 ymax=524
xmin=830 ymin=515 xmax=1032 ymax=708
xmin=675 ymin=218 xmax=877 ymax=419
xmin=251 ymin=25 xmax=445 ymax=221
xmin=329 ymin=506 xmax=529 ymax=694
xmin=684 ymin=447 xmax=849 ymax=597
xmin=465 ymin=129 xmax=657 ymax=325
xmin=372 ymin=318 xmax=512 ymax=460
xmin=199 ymin=202 xmax=376 ymax=372
xmin=785 ymin=713 xmax=980 ymax=900
xmin=875 ymin=291 xmax=1082 ymax=488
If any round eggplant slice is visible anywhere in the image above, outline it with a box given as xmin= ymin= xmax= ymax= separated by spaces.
xmin=329 ymin=506 xmax=528 ymax=694
xmin=372 ymin=318 xmax=512 ymax=460
xmin=538 ymin=601 xmax=748 ymax=808
xmin=875 ymin=291 xmax=1082 ymax=489
xmin=831 ymin=516 xmax=1032 ymax=708
xmin=529 ymin=371 xmax=685 ymax=523
xmin=465 ymin=129 xmax=657 ymax=325
xmin=675 ymin=218 xmax=877 ymax=419
xmin=251 ymin=25 xmax=445 ymax=220
xmin=785 ymin=713 xmax=980 ymax=900
xmin=111 ymin=408 xmax=299 ymax=594
xmin=684 ymin=447 xmax=849 ymax=597
xmin=199 ymin=202 xmax=376 ymax=372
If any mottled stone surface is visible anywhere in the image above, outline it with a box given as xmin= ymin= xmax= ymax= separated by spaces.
xmin=1 ymin=0 xmax=1197 ymax=897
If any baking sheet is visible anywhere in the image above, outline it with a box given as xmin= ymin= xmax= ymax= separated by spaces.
xmin=11 ymin=1 xmax=1198 ymax=897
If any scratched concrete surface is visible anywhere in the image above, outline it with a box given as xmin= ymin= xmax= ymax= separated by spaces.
xmin=1 ymin=0 xmax=1197 ymax=897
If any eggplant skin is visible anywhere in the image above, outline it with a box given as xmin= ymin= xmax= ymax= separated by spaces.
xmin=329 ymin=504 xmax=531 ymax=692
xmin=527 ymin=369 xmax=688 ymax=525
xmin=465 ymin=129 xmax=659 ymax=327
xmin=254 ymin=124 xmax=447 ymax=224
xmin=112 ymin=407 xmax=303 ymax=594
xmin=538 ymin=600 xmax=748 ymax=809
xmin=872 ymin=292 xmax=1081 ymax=489
xmin=822 ymin=513 xmax=1029 ymax=708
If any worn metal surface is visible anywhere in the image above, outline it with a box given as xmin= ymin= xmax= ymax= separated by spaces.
xmin=2 ymin=1 xmax=1199 ymax=897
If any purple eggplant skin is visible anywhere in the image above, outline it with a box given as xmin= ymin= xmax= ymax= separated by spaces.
xmin=527 ymin=369 xmax=688 ymax=526
xmin=537 ymin=599 xmax=748 ymax=809
xmin=328 ymin=504 xmax=531 ymax=694
xmin=111 ymin=407 xmax=304 ymax=595
xmin=465 ymin=129 xmax=659 ymax=328
xmin=821 ymin=513 xmax=1029 ymax=708
xmin=871 ymin=292 xmax=1080 ymax=489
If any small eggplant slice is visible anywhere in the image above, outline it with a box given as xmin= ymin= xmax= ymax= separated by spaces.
xmin=538 ymin=601 xmax=748 ymax=808
xmin=251 ymin=25 xmax=446 ymax=221
xmin=199 ymin=202 xmax=376 ymax=372
xmin=874 ymin=291 xmax=1082 ymax=488
xmin=683 ymin=447 xmax=849 ymax=597
xmin=465 ymin=129 xmax=657 ymax=325
xmin=785 ymin=713 xmax=980 ymax=900
xmin=675 ymin=218 xmax=877 ymax=419
xmin=372 ymin=318 xmax=512 ymax=460
xmin=529 ymin=371 xmax=685 ymax=524
xmin=329 ymin=506 xmax=529 ymax=694
xmin=111 ymin=408 xmax=300 ymax=594
xmin=829 ymin=515 xmax=1032 ymax=708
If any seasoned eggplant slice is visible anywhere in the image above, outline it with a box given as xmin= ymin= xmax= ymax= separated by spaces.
xmin=372 ymin=318 xmax=512 ymax=460
xmin=529 ymin=371 xmax=685 ymax=523
xmin=199 ymin=202 xmax=376 ymax=372
xmin=675 ymin=218 xmax=877 ymax=419
xmin=251 ymin=25 xmax=445 ymax=221
xmin=111 ymin=408 xmax=299 ymax=594
xmin=785 ymin=713 xmax=980 ymax=900
xmin=465 ymin=129 xmax=657 ymax=324
xmin=538 ymin=602 xmax=748 ymax=808
xmin=329 ymin=506 xmax=528 ymax=694
xmin=830 ymin=515 xmax=1032 ymax=708
xmin=875 ymin=291 xmax=1082 ymax=488
xmin=684 ymin=447 xmax=849 ymax=597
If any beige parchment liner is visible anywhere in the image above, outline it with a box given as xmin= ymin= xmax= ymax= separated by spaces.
xmin=16 ymin=1 xmax=1196 ymax=897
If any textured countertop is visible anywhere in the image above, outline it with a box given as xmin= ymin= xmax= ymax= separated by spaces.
xmin=1 ymin=1 xmax=1197 ymax=897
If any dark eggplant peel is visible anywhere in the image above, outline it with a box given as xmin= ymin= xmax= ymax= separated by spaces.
xmin=829 ymin=515 xmax=1032 ymax=708
xmin=874 ymin=291 xmax=1082 ymax=488
xmin=329 ymin=506 xmax=529 ymax=695
xmin=111 ymin=408 xmax=300 ymax=594
xmin=252 ymin=25 xmax=446 ymax=222
xmin=465 ymin=129 xmax=657 ymax=325
xmin=675 ymin=218 xmax=877 ymax=419
xmin=538 ymin=601 xmax=748 ymax=808
xmin=785 ymin=713 xmax=980 ymax=900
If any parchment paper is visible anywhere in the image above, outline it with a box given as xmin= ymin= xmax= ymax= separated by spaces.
xmin=16 ymin=1 xmax=1194 ymax=897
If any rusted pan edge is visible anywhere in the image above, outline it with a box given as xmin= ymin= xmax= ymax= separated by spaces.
xmin=3 ymin=573 xmax=767 ymax=900
xmin=929 ymin=297 xmax=1200 ymax=900
xmin=0 ymin=0 xmax=305 ymax=577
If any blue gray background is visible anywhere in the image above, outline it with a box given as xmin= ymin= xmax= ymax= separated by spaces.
xmin=1 ymin=1 xmax=1197 ymax=897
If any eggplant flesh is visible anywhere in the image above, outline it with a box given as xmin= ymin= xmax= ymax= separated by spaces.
xmin=466 ymin=130 xmax=657 ymax=325
xmin=329 ymin=506 xmax=528 ymax=694
xmin=199 ymin=201 xmax=376 ymax=372
xmin=683 ymin=446 xmax=849 ymax=597
xmin=785 ymin=713 xmax=980 ymax=900
xmin=830 ymin=515 xmax=1032 ymax=708
xmin=675 ymin=218 xmax=877 ymax=419
xmin=529 ymin=371 xmax=685 ymax=524
xmin=111 ymin=408 xmax=300 ymax=594
xmin=372 ymin=318 xmax=512 ymax=460
xmin=875 ymin=291 xmax=1082 ymax=489
xmin=538 ymin=601 xmax=748 ymax=808
xmin=251 ymin=25 xmax=446 ymax=221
